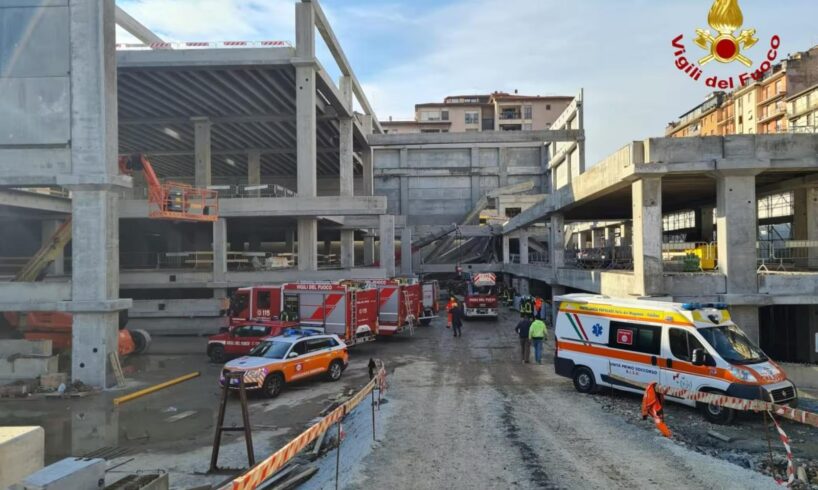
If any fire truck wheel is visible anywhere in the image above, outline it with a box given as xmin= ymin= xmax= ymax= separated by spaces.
xmin=699 ymin=390 xmax=736 ymax=425
xmin=208 ymin=345 xmax=226 ymax=363
xmin=262 ymin=373 xmax=284 ymax=398
xmin=130 ymin=329 xmax=151 ymax=354
xmin=327 ymin=360 xmax=344 ymax=382
xmin=572 ymin=366 xmax=597 ymax=394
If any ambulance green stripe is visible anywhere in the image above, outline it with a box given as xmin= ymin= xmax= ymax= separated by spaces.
xmin=566 ymin=313 xmax=585 ymax=341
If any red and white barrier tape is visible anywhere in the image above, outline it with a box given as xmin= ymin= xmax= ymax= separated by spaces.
xmin=116 ymin=40 xmax=291 ymax=50
xmin=226 ymin=365 xmax=387 ymax=490
xmin=767 ymin=411 xmax=796 ymax=487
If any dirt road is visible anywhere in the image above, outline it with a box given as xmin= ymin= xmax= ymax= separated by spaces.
xmin=345 ymin=309 xmax=786 ymax=489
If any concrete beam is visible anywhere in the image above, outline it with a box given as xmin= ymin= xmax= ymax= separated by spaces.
xmin=117 ymin=47 xmax=295 ymax=69
xmin=114 ymin=6 xmax=164 ymax=45
xmin=419 ymin=263 xmax=501 ymax=274
xmin=0 ymin=190 xmax=71 ymax=214
xmin=370 ymin=129 xmax=582 ymax=147
xmin=120 ymin=196 xmax=386 ymax=218
xmin=304 ymin=0 xmax=382 ymax=133
xmin=0 ymin=283 xmax=71 ymax=311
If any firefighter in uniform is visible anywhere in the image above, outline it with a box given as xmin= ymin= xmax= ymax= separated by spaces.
xmin=446 ymin=296 xmax=458 ymax=329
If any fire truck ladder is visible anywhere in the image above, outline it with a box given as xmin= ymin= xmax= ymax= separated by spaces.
xmin=15 ymin=218 xmax=72 ymax=282
xmin=402 ymin=290 xmax=416 ymax=337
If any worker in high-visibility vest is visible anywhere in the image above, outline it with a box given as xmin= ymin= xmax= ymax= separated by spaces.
xmin=446 ymin=296 xmax=458 ymax=329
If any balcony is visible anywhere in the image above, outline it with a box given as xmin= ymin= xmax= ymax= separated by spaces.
xmin=499 ymin=111 xmax=522 ymax=121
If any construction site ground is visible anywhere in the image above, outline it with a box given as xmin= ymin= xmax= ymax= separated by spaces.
xmin=1 ymin=307 xmax=817 ymax=489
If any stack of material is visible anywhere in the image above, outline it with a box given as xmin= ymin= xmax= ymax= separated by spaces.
xmin=0 ymin=340 xmax=65 ymax=392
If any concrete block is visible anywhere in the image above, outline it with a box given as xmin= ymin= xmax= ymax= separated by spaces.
xmin=0 ymin=340 xmax=53 ymax=358
xmin=0 ymin=355 xmax=59 ymax=381
xmin=0 ymin=426 xmax=44 ymax=488
xmin=780 ymin=362 xmax=818 ymax=390
xmin=39 ymin=372 xmax=67 ymax=390
xmin=16 ymin=457 xmax=105 ymax=490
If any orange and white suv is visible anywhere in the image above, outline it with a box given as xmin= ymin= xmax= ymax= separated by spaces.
xmin=220 ymin=330 xmax=349 ymax=398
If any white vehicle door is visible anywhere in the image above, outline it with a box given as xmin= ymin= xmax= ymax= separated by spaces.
xmin=604 ymin=321 xmax=662 ymax=390
xmin=661 ymin=327 xmax=709 ymax=399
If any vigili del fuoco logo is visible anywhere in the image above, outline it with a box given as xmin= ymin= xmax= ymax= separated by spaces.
xmin=672 ymin=0 xmax=781 ymax=89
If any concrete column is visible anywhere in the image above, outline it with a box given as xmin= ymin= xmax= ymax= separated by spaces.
xmin=519 ymin=278 xmax=530 ymax=296
xmin=401 ymin=227 xmax=413 ymax=276
xmin=192 ymin=117 xmax=212 ymax=188
xmin=41 ymin=220 xmax=65 ymax=275
xmin=338 ymin=76 xmax=356 ymax=269
xmin=341 ymin=231 xmax=355 ymax=268
xmin=698 ymin=205 xmax=715 ymax=242
xmin=70 ymin=191 xmax=119 ymax=389
xmin=379 ymin=215 xmax=395 ymax=277
xmin=730 ymin=305 xmax=760 ymax=344
xmin=502 ymin=235 xmax=510 ymax=264
xmin=519 ymin=232 xmax=529 ymax=265
xmin=297 ymin=219 xmax=318 ymax=271
xmin=295 ymin=2 xmax=317 ymax=272
xmin=213 ymin=219 xmax=227 ymax=282
xmin=339 ymin=76 xmax=354 ymax=197
xmin=363 ymin=234 xmax=375 ymax=266
xmin=498 ymin=147 xmax=508 ymax=187
xmin=621 ymin=222 xmax=633 ymax=246
xmin=285 ymin=230 xmax=295 ymax=255
xmin=716 ymin=173 xmax=758 ymax=294
xmin=470 ymin=147 xmax=481 ymax=206
xmin=793 ymin=188 xmax=818 ymax=268
xmin=632 ymin=177 xmax=664 ymax=296
xmin=68 ymin=0 xmax=124 ymax=389
xmin=399 ymin=148 xmax=409 ymax=215
xmin=247 ymin=150 xmax=261 ymax=197
xmin=550 ymin=214 xmax=565 ymax=271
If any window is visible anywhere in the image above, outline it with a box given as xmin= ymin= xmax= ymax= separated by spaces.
xmin=234 ymin=325 xmax=268 ymax=337
xmin=465 ymin=111 xmax=479 ymax=125
xmin=441 ymin=110 xmax=449 ymax=121
xmin=290 ymin=341 xmax=308 ymax=356
xmin=306 ymin=338 xmax=334 ymax=352
xmin=662 ymin=210 xmax=695 ymax=232
xmin=420 ymin=110 xmax=441 ymax=121
xmin=546 ymin=104 xmax=551 ymax=110
xmin=522 ymin=123 xmax=532 ymax=131
xmin=523 ymin=105 xmax=532 ymax=119
xmin=608 ymin=321 xmax=661 ymax=355
xmin=505 ymin=207 xmax=522 ymax=218
xmin=669 ymin=328 xmax=705 ymax=361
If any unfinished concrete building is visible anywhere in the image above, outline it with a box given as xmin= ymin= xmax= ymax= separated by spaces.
xmin=501 ymin=134 xmax=818 ymax=367
xmin=0 ymin=0 xmax=394 ymax=387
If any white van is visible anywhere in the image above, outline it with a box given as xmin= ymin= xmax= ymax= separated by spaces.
xmin=554 ymin=294 xmax=798 ymax=424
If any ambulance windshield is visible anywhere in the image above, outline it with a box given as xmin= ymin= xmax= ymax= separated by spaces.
xmin=698 ymin=324 xmax=767 ymax=364
xmin=249 ymin=340 xmax=292 ymax=359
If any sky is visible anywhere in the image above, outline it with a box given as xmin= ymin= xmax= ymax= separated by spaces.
xmin=117 ymin=0 xmax=818 ymax=166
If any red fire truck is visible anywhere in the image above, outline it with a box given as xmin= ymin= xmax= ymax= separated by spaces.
xmin=207 ymin=321 xmax=299 ymax=362
xmin=346 ymin=279 xmax=422 ymax=336
xmin=464 ymin=272 xmax=499 ymax=319
xmin=419 ymin=280 xmax=440 ymax=326
xmin=227 ymin=283 xmax=379 ymax=345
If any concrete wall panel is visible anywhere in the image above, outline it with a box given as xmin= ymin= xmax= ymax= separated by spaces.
xmin=0 ymin=78 xmax=70 ymax=145
xmin=375 ymin=149 xmax=400 ymax=168
xmin=479 ymin=148 xmax=499 ymax=166
xmin=507 ymin=147 xmax=540 ymax=167
xmin=408 ymin=148 xmax=470 ymax=168
xmin=0 ymin=5 xmax=69 ymax=78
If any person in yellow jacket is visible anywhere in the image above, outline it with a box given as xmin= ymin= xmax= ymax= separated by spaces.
xmin=528 ymin=317 xmax=548 ymax=364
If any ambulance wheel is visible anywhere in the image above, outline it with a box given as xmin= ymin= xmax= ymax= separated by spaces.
xmin=572 ymin=366 xmax=597 ymax=394
xmin=262 ymin=373 xmax=284 ymax=398
xmin=208 ymin=345 xmax=226 ymax=363
xmin=699 ymin=391 xmax=735 ymax=424
xmin=327 ymin=360 xmax=344 ymax=382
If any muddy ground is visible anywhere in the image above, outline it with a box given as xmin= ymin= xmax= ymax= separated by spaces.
xmin=1 ymin=305 xmax=816 ymax=489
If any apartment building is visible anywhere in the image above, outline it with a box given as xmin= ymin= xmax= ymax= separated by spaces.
xmin=383 ymin=92 xmax=573 ymax=134
xmin=788 ymin=83 xmax=818 ymax=133
xmin=666 ymin=45 xmax=818 ymax=137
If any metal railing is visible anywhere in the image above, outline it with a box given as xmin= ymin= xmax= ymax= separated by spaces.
xmin=508 ymin=253 xmax=549 ymax=265
xmin=757 ymin=240 xmax=818 ymax=272
xmin=132 ymin=183 xmax=297 ymax=200
xmin=564 ymin=246 xmax=633 ymax=270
